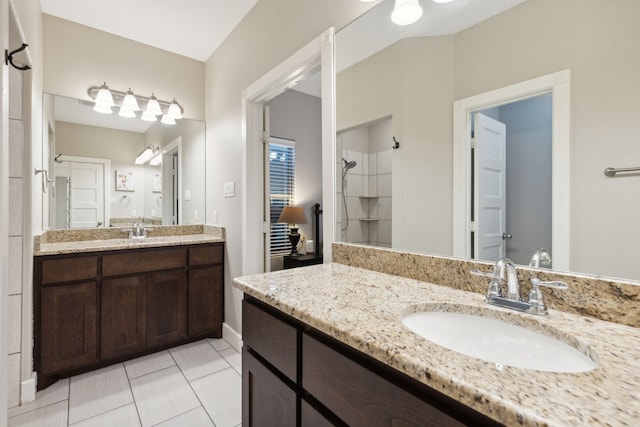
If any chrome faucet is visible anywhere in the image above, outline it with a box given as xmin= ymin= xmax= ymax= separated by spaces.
xmin=529 ymin=247 xmax=551 ymax=268
xmin=471 ymin=257 xmax=568 ymax=316
xmin=492 ymin=258 xmax=520 ymax=301
xmin=129 ymin=221 xmax=147 ymax=239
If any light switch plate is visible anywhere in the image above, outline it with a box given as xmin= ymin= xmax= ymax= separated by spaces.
xmin=184 ymin=189 xmax=191 ymax=201
xmin=224 ymin=181 xmax=235 ymax=198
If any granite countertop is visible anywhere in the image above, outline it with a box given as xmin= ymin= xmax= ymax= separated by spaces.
xmin=34 ymin=224 xmax=225 ymax=256
xmin=233 ymin=263 xmax=640 ymax=426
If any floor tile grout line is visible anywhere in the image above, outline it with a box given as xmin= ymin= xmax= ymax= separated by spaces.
xmin=68 ymin=363 xmax=135 ymax=426
xmin=6 ymin=398 xmax=70 ymax=423
xmin=126 ymin=365 xmax=145 ymax=427
xmin=167 ymin=347 xmax=218 ymax=427
xmin=67 ymin=401 xmax=138 ymax=427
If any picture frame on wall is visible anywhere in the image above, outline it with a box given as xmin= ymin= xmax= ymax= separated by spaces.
xmin=116 ymin=170 xmax=135 ymax=191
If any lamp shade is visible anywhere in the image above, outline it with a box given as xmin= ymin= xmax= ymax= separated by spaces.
xmin=167 ymin=99 xmax=183 ymax=119
xmin=146 ymin=94 xmax=163 ymax=116
xmin=391 ymin=0 xmax=423 ymax=25
xmin=141 ymin=110 xmax=158 ymax=122
xmin=121 ymin=89 xmax=140 ymax=111
xmin=94 ymin=83 xmax=115 ymax=107
xmin=278 ymin=206 xmax=307 ymax=225
xmin=160 ymin=114 xmax=176 ymax=125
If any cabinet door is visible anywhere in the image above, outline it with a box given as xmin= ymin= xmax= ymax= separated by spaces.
xmin=243 ymin=348 xmax=296 ymax=427
xmin=189 ymin=265 xmax=223 ymax=337
xmin=40 ymin=282 xmax=97 ymax=375
xmin=147 ymin=270 xmax=188 ymax=348
xmin=101 ymin=276 xmax=147 ymax=359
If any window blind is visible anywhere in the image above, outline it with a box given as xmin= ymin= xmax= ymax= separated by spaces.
xmin=269 ymin=140 xmax=296 ymax=256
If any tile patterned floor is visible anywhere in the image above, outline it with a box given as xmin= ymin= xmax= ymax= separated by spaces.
xmin=7 ymin=339 xmax=241 ymax=427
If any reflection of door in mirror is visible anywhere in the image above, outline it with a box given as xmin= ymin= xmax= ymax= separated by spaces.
xmin=53 ymin=157 xmax=110 ymax=229
xmin=469 ymin=94 xmax=553 ymax=267
xmin=337 ymin=117 xmax=393 ymax=247
xmin=162 ymin=137 xmax=181 ymax=225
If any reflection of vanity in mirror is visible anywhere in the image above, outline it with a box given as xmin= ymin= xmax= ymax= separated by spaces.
xmin=42 ymin=93 xmax=206 ymax=229
xmin=335 ymin=0 xmax=640 ymax=281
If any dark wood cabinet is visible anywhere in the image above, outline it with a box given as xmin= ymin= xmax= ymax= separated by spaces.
xmin=242 ymin=297 xmax=502 ymax=427
xmin=283 ymin=254 xmax=323 ymax=269
xmin=189 ymin=265 xmax=223 ymax=336
xmin=147 ymin=270 xmax=188 ymax=348
xmin=39 ymin=282 xmax=97 ymax=376
xmin=34 ymin=242 xmax=224 ymax=390
xmin=242 ymin=347 xmax=296 ymax=427
xmin=101 ymin=275 xmax=147 ymax=359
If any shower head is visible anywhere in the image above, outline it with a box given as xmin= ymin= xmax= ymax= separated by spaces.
xmin=342 ymin=157 xmax=357 ymax=170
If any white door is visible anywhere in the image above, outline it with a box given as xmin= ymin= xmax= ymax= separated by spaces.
xmin=474 ymin=113 xmax=507 ymax=261
xmin=57 ymin=161 xmax=105 ymax=228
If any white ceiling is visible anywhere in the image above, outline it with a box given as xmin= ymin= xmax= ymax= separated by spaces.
xmin=40 ymin=0 xmax=259 ymax=62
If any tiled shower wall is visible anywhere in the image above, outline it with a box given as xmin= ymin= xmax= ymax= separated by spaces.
xmin=336 ymin=120 xmax=392 ymax=247
xmin=7 ymin=54 xmax=25 ymax=408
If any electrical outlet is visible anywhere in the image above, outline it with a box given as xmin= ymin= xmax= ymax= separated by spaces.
xmin=131 ymin=210 xmax=137 ymax=217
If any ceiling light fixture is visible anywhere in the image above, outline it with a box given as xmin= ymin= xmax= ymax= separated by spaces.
xmin=149 ymin=152 xmax=162 ymax=166
xmin=87 ymin=84 xmax=184 ymax=125
xmin=391 ymin=0 xmax=423 ymax=26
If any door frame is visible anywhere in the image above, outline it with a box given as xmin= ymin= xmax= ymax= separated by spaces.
xmin=241 ymin=28 xmax=335 ymax=275
xmin=452 ymin=69 xmax=570 ymax=271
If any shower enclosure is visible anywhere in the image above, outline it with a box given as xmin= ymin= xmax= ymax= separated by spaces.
xmin=336 ymin=118 xmax=393 ymax=246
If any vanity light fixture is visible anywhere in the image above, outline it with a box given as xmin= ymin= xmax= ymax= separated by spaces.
xmin=149 ymin=152 xmax=162 ymax=166
xmin=391 ymin=0 xmax=423 ymax=26
xmin=87 ymin=83 xmax=184 ymax=125
xmin=135 ymin=146 xmax=156 ymax=164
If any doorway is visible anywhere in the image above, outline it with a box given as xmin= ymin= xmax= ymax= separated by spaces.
xmin=242 ymin=28 xmax=335 ymax=276
xmin=471 ymin=93 xmax=552 ymax=266
xmin=452 ymin=70 xmax=571 ymax=271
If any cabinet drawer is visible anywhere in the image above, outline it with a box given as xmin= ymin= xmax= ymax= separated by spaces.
xmin=103 ymin=247 xmax=187 ymax=276
xmin=189 ymin=244 xmax=223 ymax=266
xmin=302 ymin=333 xmax=465 ymax=427
xmin=242 ymin=300 xmax=297 ymax=382
xmin=41 ymin=256 xmax=98 ymax=285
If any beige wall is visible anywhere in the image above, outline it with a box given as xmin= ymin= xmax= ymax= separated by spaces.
xmin=337 ymin=0 xmax=640 ymax=280
xmin=205 ymin=0 xmax=378 ymax=335
xmin=43 ymin=15 xmax=205 ymax=121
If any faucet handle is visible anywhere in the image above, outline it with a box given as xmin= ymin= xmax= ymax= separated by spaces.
xmin=527 ymin=278 xmax=568 ymax=315
xmin=470 ymin=269 xmax=496 ymax=279
xmin=530 ymin=278 xmax=568 ymax=290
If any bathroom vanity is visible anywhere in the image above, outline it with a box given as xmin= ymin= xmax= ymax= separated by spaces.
xmin=234 ymin=261 xmax=640 ymax=426
xmin=33 ymin=226 xmax=225 ymax=389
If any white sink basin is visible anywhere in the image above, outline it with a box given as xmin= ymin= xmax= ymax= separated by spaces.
xmin=402 ymin=311 xmax=598 ymax=373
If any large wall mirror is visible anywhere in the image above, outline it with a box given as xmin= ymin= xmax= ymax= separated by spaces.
xmin=335 ymin=0 xmax=640 ymax=281
xmin=42 ymin=93 xmax=206 ymax=229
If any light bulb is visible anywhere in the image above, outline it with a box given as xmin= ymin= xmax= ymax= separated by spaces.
xmin=161 ymin=114 xmax=176 ymax=125
xmin=141 ymin=110 xmax=158 ymax=122
xmin=391 ymin=0 xmax=423 ymax=26
xmin=93 ymin=103 xmax=113 ymax=114
xmin=118 ymin=107 xmax=136 ymax=118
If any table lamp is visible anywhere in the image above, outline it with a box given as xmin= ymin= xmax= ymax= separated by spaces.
xmin=278 ymin=206 xmax=307 ymax=257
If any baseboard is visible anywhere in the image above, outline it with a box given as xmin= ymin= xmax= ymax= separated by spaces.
xmin=222 ymin=322 xmax=242 ymax=352
xmin=21 ymin=373 xmax=36 ymax=404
